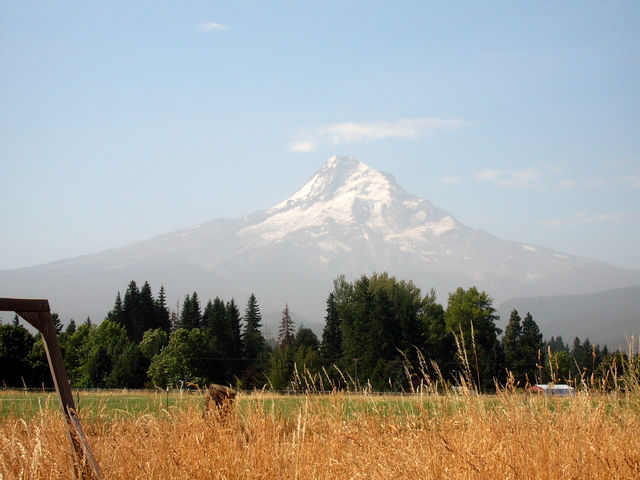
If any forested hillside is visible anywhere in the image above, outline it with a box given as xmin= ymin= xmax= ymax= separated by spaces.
xmin=0 ymin=275 xmax=632 ymax=392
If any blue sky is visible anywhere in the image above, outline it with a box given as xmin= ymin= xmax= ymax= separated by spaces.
xmin=1 ymin=1 xmax=639 ymax=270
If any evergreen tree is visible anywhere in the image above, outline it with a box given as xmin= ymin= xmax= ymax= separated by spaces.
xmin=222 ymin=299 xmax=243 ymax=382
xmin=320 ymin=293 xmax=342 ymax=365
xmin=0 ymin=320 xmax=36 ymax=386
xmin=138 ymin=281 xmax=156 ymax=335
xmin=293 ymin=327 xmax=322 ymax=381
xmin=421 ymin=288 xmax=453 ymax=377
xmin=201 ymin=299 xmax=214 ymax=332
xmin=571 ymin=337 xmax=584 ymax=379
xmin=242 ymin=294 xmax=268 ymax=388
xmin=340 ymin=275 xmax=373 ymax=377
xmin=328 ymin=273 xmax=439 ymax=389
xmin=243 ymin=294 xmax=264 ymax=359
xmin=51 ymin=312 xmax=63 ymax=335
xmin=122 ymin=281 xmax=140 ymax=334
xmin=65 ymin=319 xmax=77 ymax=336
xmin=225 ymin=299 xmax=243 ymax=361
xmin=180 ymin=292 xmax=201 ymax=330
xmin=445 ymin=286 xmax=503 ymax=391
xmin=367 ymin=287 xmax=398 ymax=384
xmin=519 ymin=312 xmax=543 ymax=384
xmin=503 ymin=310 xmax=523 ymax=382
xmin=208 ymin=297 xmax=228 ymax=344
xmin=155 ymin=285 xmax=171 ymax=333
xmin=204 ymin=297 xmax=233 ymax=359
xmin=277 ymin=304 xmax=295 ymax=347
xmin=108 ymin=292 xmax=124 ymax=324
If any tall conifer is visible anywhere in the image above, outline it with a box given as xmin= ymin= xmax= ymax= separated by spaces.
xmin=321 ymin=293 xmax=342 ymax=364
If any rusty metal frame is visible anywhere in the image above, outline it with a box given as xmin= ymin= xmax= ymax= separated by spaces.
xmin=0 ymin=297 xmax=101 ymax=480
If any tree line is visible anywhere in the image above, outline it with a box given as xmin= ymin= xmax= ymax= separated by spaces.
xmin=0 ymin=274 xmax=633 ymax=391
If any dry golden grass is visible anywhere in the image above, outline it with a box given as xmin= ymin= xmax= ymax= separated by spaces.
xmin=1 ymin=389 xmax=639 ymax=480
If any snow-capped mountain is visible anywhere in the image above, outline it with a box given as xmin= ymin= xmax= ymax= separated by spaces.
xmin=1 ymin=156 xmax=639 ymax=338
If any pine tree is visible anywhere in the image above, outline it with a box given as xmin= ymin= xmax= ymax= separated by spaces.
xmin=445 ymin=286 xmax=503 ymax=392
xmin=205 ymin=297 xmax=228 ymax=349
xmin=421 ymin=288 xmax=453 ymax=376
xmin=138 ymin=281 xmax=156 ymax=336
xmin=519 ymin=312 xmax=543 ymax=384
xmin=340 ymin=275 xmax=373 ymax=371
xmin=122 ymin=280 xmax=141 ymax=341
xmin=225 ymin=299 xmax=242 ymax=361
xmin=155 ymin=285 xmax=171 ymax=333
xmin=180 ymin=292 xmax=201 ymax=330
xmin=503 ymin=310 xmax=523 ymax=382
xmin=65 ymin=319 xmax=77 ymax=336
xmin=277 ymin=304 xmax=295 ymax=347
xmin=108 ymin=292 xmax=124 ymax=324
xmin=243 ymin=294 xmax=264 ymax=360
xmin=320 ymin=293 xmax=342 ymax=364
xmin=51 ymin=312 xmax=63 ymax=335
xmin=242 ymin=294 xmax=267 ymax=388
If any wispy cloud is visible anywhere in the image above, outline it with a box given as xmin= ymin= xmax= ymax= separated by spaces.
xmin=475 ymin=166 xmax=640 ymax=191
xmin=440 ymin=176 xmax=461 ymax=186
xmin=538 ymin=212 xmax=625 ymax=227
xmin=573 ymin=212 xmax=625 ymax=224
xmin=475 ymin=168 xmax=543 ymax=188
xmin=289 ymin=117 xmax=466 ymax=153
xmin=289 ymin=141 xmax=316 ymax=153
xmin=622 ymin=171 xmax=640 ymax=190
xmin=198 ymin=22 xmax=228 ymax=32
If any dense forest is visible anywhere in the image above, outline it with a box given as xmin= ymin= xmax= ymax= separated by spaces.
xmin=0 ymin=274 xmax=633 ymax=392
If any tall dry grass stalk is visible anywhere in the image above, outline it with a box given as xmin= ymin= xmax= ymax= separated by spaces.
xmin=1 ymin=387 xmax=639 ymax=480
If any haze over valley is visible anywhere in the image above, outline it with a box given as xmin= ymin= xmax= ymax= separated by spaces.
xmin=1 ymin=156 xmax=638 ymax=346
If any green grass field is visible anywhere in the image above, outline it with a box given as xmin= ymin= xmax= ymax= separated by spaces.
xmin=1 ymin=387 xmax=592 ymax=422
xmin=0 ymin=389 xmax=203 ymax=419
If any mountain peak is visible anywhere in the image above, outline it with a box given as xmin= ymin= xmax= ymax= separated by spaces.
xmin=273 ymin=156 xmax=398 ymax=212
xmin=324 ymin=155 xmax=361 ymax=170
xmin=242 ymin=156 xmax=457 ymax=246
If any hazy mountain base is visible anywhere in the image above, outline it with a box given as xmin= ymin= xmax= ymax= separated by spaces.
xmin=499 ymin=286 xmax=640 ymax=350
xmin=1 ymin=156 xmax=639 ymax=345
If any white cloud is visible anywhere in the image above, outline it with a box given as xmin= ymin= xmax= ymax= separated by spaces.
xmin=289 ymin=141 xmax=316 ymax=153
xmin=474 ymin=165 xmax=640 ymax=190
xmin=475 ymin=168 xmax=543 ymax=188
xmin=289 ymin=117 xmax=466 ymax=153
xmin=573 ymin=212 xmax=624 ymax=224
xmin=621 ymin=171 xmax=640 ymax=190
xmin=537 ymin=218 xmax=565 ymax=227
xmin=538 ymin=212 xmax=624 ymax=227
xmin=198 ymin=22 xmax=228 ymax=32
xmin=440 ymin=176 xmax=461 ymax=185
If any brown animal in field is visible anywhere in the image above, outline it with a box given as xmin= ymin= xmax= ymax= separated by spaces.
xmin=204 ymin=384 xmax=237 ymax=416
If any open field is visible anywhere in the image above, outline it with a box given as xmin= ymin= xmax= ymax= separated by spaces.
xmin=1 ymin=389 xmax=639 ymax=479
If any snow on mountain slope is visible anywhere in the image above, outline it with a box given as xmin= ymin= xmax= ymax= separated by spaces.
xmin=238 ymin=156 xmax=457 ymax=250
xmin=1 ymin=155 xmax=639 ymax=337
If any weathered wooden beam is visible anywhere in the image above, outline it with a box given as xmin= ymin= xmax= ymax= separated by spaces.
xmin=1 ymin=298 xmax=102 ymax=480
xmin=0 ymin=297 xmax=50 ymax=313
